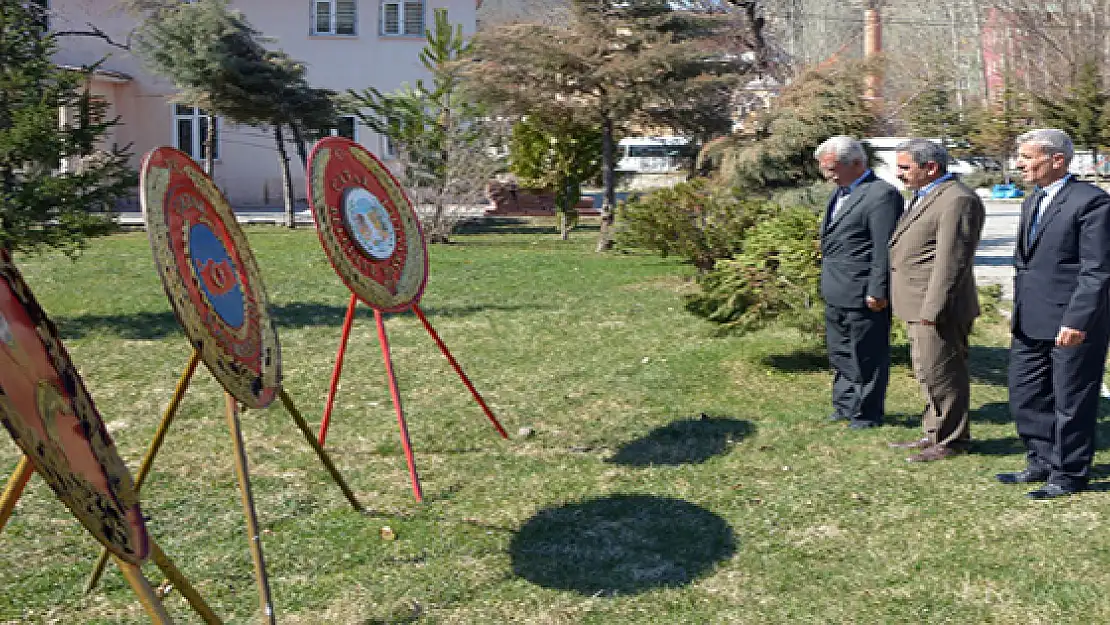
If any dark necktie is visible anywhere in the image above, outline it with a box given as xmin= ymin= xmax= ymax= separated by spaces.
xmin=900 ymin=191 xmax=924 ymax=222
xmin=828 ymin=186 xmax=849 ymax=225
xmin=1026 ymin=188 xmax=1047 ymax=246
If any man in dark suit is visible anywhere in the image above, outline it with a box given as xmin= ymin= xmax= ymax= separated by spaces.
xmin=816 ymin=136 xmax=903 ymax=429
xmin=999 ymin=128 xmax=1110 ymax=499
xmin=888 ymin=139 xmax=985 ymax=462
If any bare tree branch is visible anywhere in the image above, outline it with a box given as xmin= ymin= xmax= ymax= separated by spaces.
xmin=53 ymin=23 xmax=133 ymax=50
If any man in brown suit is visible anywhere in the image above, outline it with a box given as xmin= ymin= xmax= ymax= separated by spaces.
xmin=888 ymin=138 xmax=985 ymax=462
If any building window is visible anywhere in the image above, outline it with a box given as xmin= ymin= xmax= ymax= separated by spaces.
xmin=382 ymin=135 xmax=398 ymax=159
xmin=310 ymin=115 xmax=359 ymax=143
xmin=381 ymin=1 xmax=424 ymax=36
xmin=312 ymin=0 xmax=357 ymax=36
xmin=330 ymin=115 xmax=358 ymax=141
xmin=173 ymin=104 xmax=219 ymax=161
xmin=30 ymin=0 xmax=49 ymax=28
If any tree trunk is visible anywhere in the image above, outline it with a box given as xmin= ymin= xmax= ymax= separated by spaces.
xmin=429 ymin=201 xmax=449 ymax=244
xmin=595 ymin=112 xmax=616 ymax=253
xmin=204 ymin=115 xmax=216 ymax=177
xmin=290 ymin=122 xmax=310 ymax=169
xmin=559 ymin=211 xmax=570 ymax=241
xmin=274 ymin=124 xmax=296 ymax=229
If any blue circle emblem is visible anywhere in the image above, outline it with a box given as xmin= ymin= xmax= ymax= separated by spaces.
xmin=343 ymin=188 xmax=396 ymax=260
xmin=189 ymin=224 xmax=245 ymax=328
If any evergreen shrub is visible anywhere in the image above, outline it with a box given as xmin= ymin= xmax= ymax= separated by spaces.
xmin=959 ymin=170 xmax=1008 ymax=190
xmin=614 ymin=180 xmax=777 ymax=271
xmin=685 ymin=205 xmax=822 ymax=335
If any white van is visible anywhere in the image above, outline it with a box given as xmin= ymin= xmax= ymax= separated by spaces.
xmin=616 ymin=136 xmax=695 ymax=174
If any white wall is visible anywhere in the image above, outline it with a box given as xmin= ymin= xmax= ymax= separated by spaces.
xmin=51 ymin=0 xmax=477 ymax=207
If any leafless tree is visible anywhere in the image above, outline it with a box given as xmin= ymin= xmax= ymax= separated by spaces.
xmin=986 ymin=0 xmax=1110 ymax=92
xmin=388 ymin=121 xmax=504 ymax=244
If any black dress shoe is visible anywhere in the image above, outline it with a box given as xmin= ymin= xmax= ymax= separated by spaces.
xmin=848 ymin=420 xmax=880 ymax=429
xmin=1026 ymin=483 xmax=1081 ymax=500
xmin=996 ymin=468 xmax=1049 ymax=484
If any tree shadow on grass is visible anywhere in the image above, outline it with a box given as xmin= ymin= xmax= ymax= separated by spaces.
xmin=971 ymin=401 xmax=1013 ymax=425
xmin=54 ymin=310 xmax=182 ymax=340
xmin=761 ymin=349 xmax=827 ymax=373
xmin=878 ymin=412 xmax=922 ymax=428
xmin=760 ymin=343 xmax=913 ymax=372
xmin=606 ymin=415 xmax=754 ymax=467
xmin=510 ymin=494 xmax=736 ymax=596
xmin=970 ymin=436 xmax=1025 ymax=456
xmin=1089 ymin=463 xmax=1110 ymax=480
xmin=53 ymin=300 xmax=538 ymax=339
xmin=969 ymin=346 xmax=1010 ymax=388
xmin=269 ymin=301 xmax=537 ymax=329
xmin=761 ymin=344 xmax=1010 ymax=385
xmin=969 ymin=400 xmax=1110 ymax=456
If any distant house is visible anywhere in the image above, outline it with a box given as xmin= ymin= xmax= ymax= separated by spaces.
xmin=49 ymin=0 xmax=478 ymax=208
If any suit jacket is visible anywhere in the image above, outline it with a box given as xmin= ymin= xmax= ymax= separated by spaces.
xmin=1013 ymin=177 xmax=1110 ymax=339
xmin=819 ymin=172 xmax=903 ymax=309
xmin=889 ymin=178 xmax=985 ymax=325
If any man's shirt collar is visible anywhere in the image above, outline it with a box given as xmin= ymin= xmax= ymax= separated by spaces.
xmin=918 ymin=173 xmax=954 ymax=197
xmin=844 ymin=169 xmax=872 ymax=193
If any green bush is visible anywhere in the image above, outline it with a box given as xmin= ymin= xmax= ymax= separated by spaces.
xmin=769 ymin=182 xmax=829 ymax=211
xmin=614 ymin=180 xmax=778 ymax=270
xmin=685 ymin=205 xmax=822 ymax=334
xmin=977 ymin=283 xmax=1005 ymax=321
xmin=959 ymin=170 xmax=1007 ymax=190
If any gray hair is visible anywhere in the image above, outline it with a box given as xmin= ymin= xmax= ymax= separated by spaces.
xmin=896 ymin=138 xmax=949 ymax=173
xmin=1016 ymin=128 xmax=1074 ymax=164
xmin=815 ymin=135 xmax=866 ymax=165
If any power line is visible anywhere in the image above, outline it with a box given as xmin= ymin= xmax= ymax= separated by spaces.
xmin=766 ymin=12 xmax=1110 ymax=31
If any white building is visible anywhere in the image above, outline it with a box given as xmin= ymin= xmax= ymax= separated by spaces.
xmin=50 ymin=0 xmax=478 ymax=207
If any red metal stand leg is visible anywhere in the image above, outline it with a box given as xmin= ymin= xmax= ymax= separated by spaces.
xmin=318 ymin=293 xmax=359 ymax=446
xmin=374 ymin=309 xmax=423 ymax=502
xmin=412 ymin=304 xmax=508 ymax=439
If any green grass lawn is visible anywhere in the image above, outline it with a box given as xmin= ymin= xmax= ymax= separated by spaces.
xmin=2 ymin=218 xmax=1108 ymax=624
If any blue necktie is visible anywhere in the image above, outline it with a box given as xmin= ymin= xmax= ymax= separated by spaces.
xmin=1027 ymin=188 xmax=1047 ymax=245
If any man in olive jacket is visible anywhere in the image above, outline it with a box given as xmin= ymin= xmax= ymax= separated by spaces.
xmin=888 ymin=138 xmax=985 ymax=462
xmin=817 ymin=136 xmax=903 ymax=429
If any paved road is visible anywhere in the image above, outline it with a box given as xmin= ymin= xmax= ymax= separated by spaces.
xmin=975 ymin=198 xmax=1021 ymax=300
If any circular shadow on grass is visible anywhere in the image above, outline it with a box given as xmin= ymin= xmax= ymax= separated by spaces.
xmin=510 ymin=494 xmax=736 ymax=595
xmin=606 ymin=416 xmax=754 ymax=467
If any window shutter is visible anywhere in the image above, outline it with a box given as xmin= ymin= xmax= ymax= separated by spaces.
xmin=314 ymin=0 xmax=332 ymax=34
xmin=336 ymin=0 xmax=356 ymax=35
xmin=336 ymin=116 xmax=356 ymax=140
xmin=402 ymin=1 xmax=423 ymax=36
xmin=382 ymin=1 xmax=400 ymax=35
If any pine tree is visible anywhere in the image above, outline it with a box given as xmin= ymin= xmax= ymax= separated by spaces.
xmin=466 ymin=0 xmax=765 ymax=251
xmin=968 ymin=74 xmax=1031 ymax=182
xmin=701 ymin=61 xmax=876 ymax=190
xmin=0 ymin=0 xmax=135 ymax=254
xmin=905 ymin=78 xmax=967 ymax=143
xmin=1035 ymin=60 xmax=1110 ymax=177
xmin=351 ymin=9 xmax=498 ymax=243
xmin=135 ymin=0 xmax=337 ymax=226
